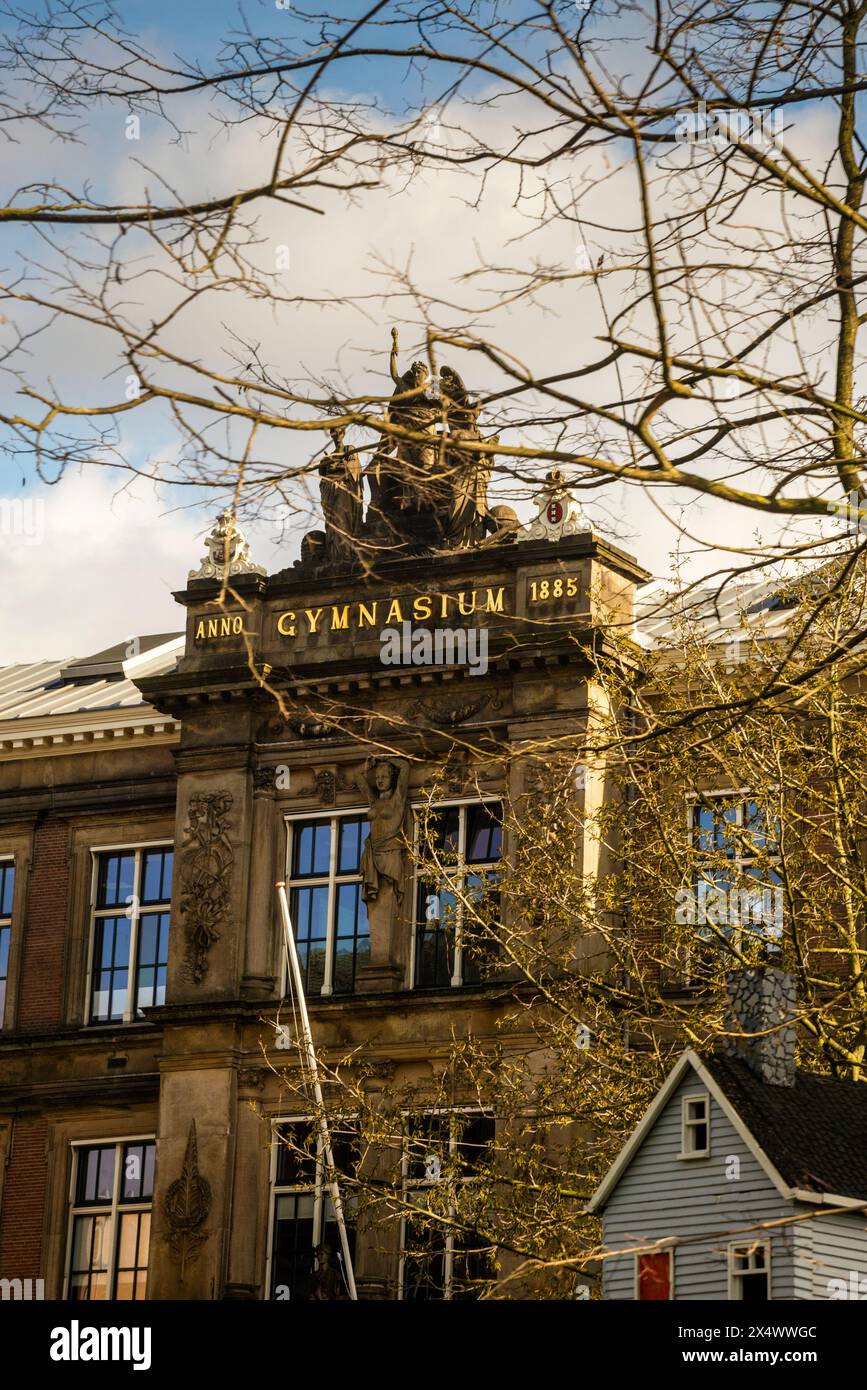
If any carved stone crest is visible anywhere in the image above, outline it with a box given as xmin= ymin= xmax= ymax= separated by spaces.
xmin=442 ymin=746 xmax=471 ymax=794
xmin=524 ymin=469 xmax=587 ymax=542
xmin=407 ymin=691 xmax=503 ymax=728
xmin=188 ymin=508 xmax=266 ymax=581
xmin=178 ymin=791 xmax=234 ymax=983
xmin=287 ymin=765 xmax=354 ymax=805
xmin=313 ymin=767 xmax=337 ymax=806
xmin=255 ymin=712 xmax=336 ymax=742
xmin=164 ymin=1120 xmax=212 ymax=1281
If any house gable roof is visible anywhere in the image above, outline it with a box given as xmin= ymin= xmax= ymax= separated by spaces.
xmin=588 ymin=1048 xmax=867 ymax=1214
xmin=705 ymin=1054 xmax=867 ymax=1204
xmin=588 ymin=1050 xmax=797 ymax=1214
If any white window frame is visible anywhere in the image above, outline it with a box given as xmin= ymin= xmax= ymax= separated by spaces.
xmin=728 ymin=1240 xmax=771 ymax=1300
xmin=398 ymin=1106 xmax=495 ymax=1300
xmin=86 ymin=841 xmax=173 ymax=1026
xmin=634 ymin=1247 xmax=674 ymax=1300
xmin=686 ymin=789 xmax=782 ymax=962
xmin=263 ymin=1114 xmax=356 ymax=1300
xmin=0 ymin=855 xmax=15 ymax=1030
xmin=409 ymin=797 xmax=503 ymax=990
xmin=63 ymin=1134 xmax=155 ymax=1301
xmin=679 ymin=1091 xmax=711 ymax=1159
xmin=283 ymin=808 xmax=370 ymax=998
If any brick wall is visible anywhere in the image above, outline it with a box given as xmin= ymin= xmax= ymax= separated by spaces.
xmin=0 ymin=1117 xmax=49 ymax=1280
xmin=16 ymin=817 xmax=70 ymax=1030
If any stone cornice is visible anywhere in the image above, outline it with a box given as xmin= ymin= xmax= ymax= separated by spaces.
xmin=0 ymin=704 xmax=180 ymax=762
xmin=174 ymin=534 xmax=650 ymax=608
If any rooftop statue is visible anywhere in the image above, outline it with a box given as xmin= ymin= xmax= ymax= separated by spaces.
xmin=294 ymin=330 xmax=509 ymax=573
xmin=365 ymin=330 xmax=446 ymax=548
xmin=440 ymin=364 xmax=494 ymax=548
xmin=319 ymin=424 xmax=363 ymax=569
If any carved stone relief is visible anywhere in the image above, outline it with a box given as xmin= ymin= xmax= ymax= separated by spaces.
xmin=178 ymin=791 xmax=234 ymax=984
xmin=406 ymin=691 xmax=503 ymax=728
xmin=164 ymin=1120 xmax=212 ymax=1281
xmin=286 ymin=765 xmax=355 ymax=805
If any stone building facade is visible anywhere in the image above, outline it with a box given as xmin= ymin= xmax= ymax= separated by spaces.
xmin=0 ymin=367 xmax=650 ymax=1299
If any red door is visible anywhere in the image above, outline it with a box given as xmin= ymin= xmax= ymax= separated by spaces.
xmin=638 ymin=1253 xmax=671 ymax=1300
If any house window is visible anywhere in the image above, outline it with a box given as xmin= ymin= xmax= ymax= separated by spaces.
xmin=89 ymin=847 xmax=173 ymax=1023
xmin=285 ymin=815 xmax=370 ymax=996
xmin=0 ymin=861 xmax=14 ymax=1027
xmin=680 ymin=1093 xmax=710 ymax=1157
xmin=414 ymin=801 xmax=503 ymax=989
xmin=268 ymin=1119 xmax=357 ymax=1300
xmin=400 ymin=1111 xmax=495 ymax=1300
xmin=637 ymin=1251 xmax=673 ymax=1300
xmin=730 ymin=1242 xmax=770 ymax=1301
xmin=690 ymin=794 xmax=782 ymax=954
xmin=66 ymin=1139 xmax=155 ymax=1300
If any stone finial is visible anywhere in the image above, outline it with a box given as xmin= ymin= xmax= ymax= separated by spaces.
xmin=188 ymin=509 xmax=266 ymax=582
xmin=722 ymin=968 xmax=796 ymax=1087
xmin=524 ymin=469 xmax=587 ymax=542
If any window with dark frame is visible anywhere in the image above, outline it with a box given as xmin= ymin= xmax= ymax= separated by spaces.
xmin=268 ymin=1119 xmax=358 ymax=1300
xmin=90 ymin=847 xmax=172 ymax=1024
xmin=66 ymin=1140 xmax=155 ymax=1300
xmin=681 ymin=1094 xmax=710 ymax=1156
xmin=414 ymin=802 xmax=503 ymax=989
xmin=400 ymin=1111 xmax=496 ymax=1300
xmin=731 ymin=1243 xmax=770 ymax=1301
xmin=286 ymin=816 xmax=370 ymax=996
xmin=0 ymin=861 xmax=14 ymax=1027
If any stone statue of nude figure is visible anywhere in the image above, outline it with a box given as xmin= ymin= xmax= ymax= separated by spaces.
xmin=356 ymin=755 xmax=412 ymax=909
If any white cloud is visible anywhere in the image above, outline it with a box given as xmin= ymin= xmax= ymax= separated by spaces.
xmin=0 ymin=75 xmax=841 ymax=660
xmin=0 ymin=470 xmax=289 ymax=662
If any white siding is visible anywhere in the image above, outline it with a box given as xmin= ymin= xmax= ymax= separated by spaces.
xmin=602 ymin=1067 xmax=796 ymax=1299
xmin=793 ymin=1207 xmax=867 ymax=1299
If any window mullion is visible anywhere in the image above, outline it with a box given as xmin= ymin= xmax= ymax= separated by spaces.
xmin=409 ymin=816 xmax=421 ymax=990
xmin=125 ymin=852 xmax=144 ymax=1024
xmin=322 ymin=819 xmax=339 ymax=997
xmin=108 ymin=1142 xmax=123 ymax=1298
xmin=85 ymin=854 xmax=100 ymax=1025
xmin=313 ymin=1132 xmax=325 ymax=1247
xmin=452 ymin=810 xmax=467 ymax=988
xmin=444 ymin=1120 xmax=458 ymax=1297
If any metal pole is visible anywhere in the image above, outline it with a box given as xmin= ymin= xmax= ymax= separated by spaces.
xmin=275 ymin=881 xmax=358 ymax=1300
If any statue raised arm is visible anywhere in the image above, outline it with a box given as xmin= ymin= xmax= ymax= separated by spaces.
xmin=318 ymin=425 xmax=362 ymax=567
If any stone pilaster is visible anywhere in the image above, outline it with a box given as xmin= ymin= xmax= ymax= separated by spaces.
xmin=241 ymin=770 xmax=280 ymax=999
xmin=148 ymin=1053 xmax=237 ymax=1299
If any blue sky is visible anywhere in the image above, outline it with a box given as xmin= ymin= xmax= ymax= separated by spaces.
xmin=0 ymin=1 xmax=841 ymax=660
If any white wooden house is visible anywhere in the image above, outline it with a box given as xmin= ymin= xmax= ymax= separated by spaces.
xmin=587 ymin=970 xmax=867 ymax=1300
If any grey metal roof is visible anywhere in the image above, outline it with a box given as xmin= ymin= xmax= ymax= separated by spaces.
xmin=635 ymin=576 xmax=800 ymax=647
xmin=0 ymin=635 xmax=183 ymax=722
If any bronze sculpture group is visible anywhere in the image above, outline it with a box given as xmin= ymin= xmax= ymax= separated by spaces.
xmin=297 ymin=330 xmax=519 ymax=573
